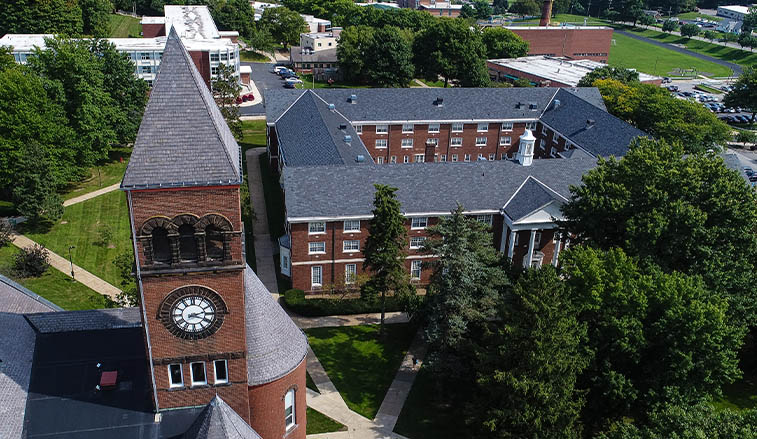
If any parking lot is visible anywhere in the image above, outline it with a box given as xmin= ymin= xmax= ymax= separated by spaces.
xmin=240 ymin=62 xmax=291 ymax=116
xmin=666 ymin=80 xmax=755 ymax=126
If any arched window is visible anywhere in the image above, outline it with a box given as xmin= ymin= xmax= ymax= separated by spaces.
xmin=205 ymin=225 xmax=224 ymax=261
xmin=284 ymin=388 xmax=295 ymax=430
xmin=152 ymin=227 xmax=172 ymax=264
xmin=179 ymin=224 xmax=197 ymax=262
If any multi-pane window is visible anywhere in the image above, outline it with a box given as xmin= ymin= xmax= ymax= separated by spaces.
xmin=428 ymin=123 xmax=440 ymax=133
xmin=541 ymin=126 xmax=548 ymax=136
xmin=489 ymin=153 xmax=495 ymax=161
xmin=478 ymin=154 xmax=485 ymax=161
xmin=477 ymin=123 xmax=489 ymax=132
xmin=402 ymin=123 xmax=414 ymax=133
xmin=343 ymin=240 xmax=360 ymax=252
xmin=440 ymin=154 xmax=447 ymax=162
xmin=464 ymin=154 xmax=471 ymax=162
xmin=211 ymin=66 xmax=219 ymax=76
xmin=500 ymin=136 xmax=512 ymax=146
xmin=501 ymin=122 xmax=513 ymax=131
xmin=375 ymin=139 xmax=387 ymax=148
xmin=190 ymin=362 xmax=207 ymax=386
xmin=403 ymin=156 xmax=409 ymax=163
xmin=140 ymin=52 xmax=152 ymax=60
xmin=551 ymin=147 xmax=558 ymax=157
xmin=214 ymin=360 xmax=228 ymax=384
xmin=344 ymin=220 xmax=360 ymax=232
xmin=426 ymin=138 xmax=439 ymax=146
xmin=390 ymin=156 xmax=397 ymax=163
xmin=411 ymin=217 xmax=428 ymax=229
xmin=377 ymin=156 xmax=384 ymax=164
xmin=354 ymin=125 xmax=362 ymax=134
xmin=451 ymin=137 xmax=463 ymax=147
xmin=345 ymin=264 xmax=357 ymax=284
xmin=309 ymin=222 xmax=326 ymax=234
xmin=414 ymin=154 xmax=424 ymax=163
xmin=285 ymin=388 xmax=296 ymax=429
xmin=476 ymin=214 xmax=493 ymax=226
xmin=168 ymin=364 xmax=183 ymax=388
xmin=311 ymin=266 xmax=322 ymax=287
xmin=401 ymin=138 xmax=413 ymax=148
xmin=411 ymin=260 xmax=422 ymax=280
xmin=220 ymin=52 xmax=228 ymax=61
xmin=140 ymin=66 xmax=153 ymax=74
xmin=210 ymin=53 xmax=220 ymax=62
xmin=376 ymin=125 xmax=388 ymax=134
xmin=502 ymin=153 xmax=508 ymax=160
xmin=526 ymin=122 xmax=537 ymax=130
xmin=452 ymin=154 xmax=458 ymax=162
xmin=410 ymin=237 xmax=426 ymax=249
xmin=451 ymin=122 xmax=463 ymax=132
xmin=475 ymin=137 xmax=487 ymax=146
xmin=309 ymin=242 xmax=326 ymax=254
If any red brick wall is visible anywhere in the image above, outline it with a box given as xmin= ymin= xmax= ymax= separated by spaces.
xmin=533 ymin=122 xmax=569 ymax=159
xmin=505 ymin=228 xmax=558 ymax=267
xmin=248 ymin=359 xmax=307 ymax=439
xmin=509 ymin=27 xmax=614 ymax=62
xmin=189 ymin=50 xmax=212 ymax=89
xmin=142 ymin=23 xmax=165 ymax=38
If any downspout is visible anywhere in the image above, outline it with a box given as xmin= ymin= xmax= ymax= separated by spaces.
xmin=331 ymin=221 xmax=336 ymax=291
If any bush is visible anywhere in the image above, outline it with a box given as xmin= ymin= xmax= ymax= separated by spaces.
xmin=282 ymin=288 xmax=417 ymax=317
xmin=0 ymin=221 xmax=12 ymax=248
xmin=97 ymin=223 xmax=113 ymax=246
xmin=14 ymin=244 xmax=50 ymax=277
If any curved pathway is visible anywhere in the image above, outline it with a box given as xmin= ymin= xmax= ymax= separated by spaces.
xmin=613 ymin=29 xmax=743 ymax=76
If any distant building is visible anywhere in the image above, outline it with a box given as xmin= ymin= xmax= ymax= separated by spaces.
xmin=505 ymin=26 xmax=614 ymax=63
xmin=0 ymin=6 xmax=239 ymax=88
xmin=290 ymin=28 xmax=342 ymax=80
xmin=717 ymin=18 xmax=744 ymax=33
xmin=488 ymin=56 xmax=663 ymax=87
xmin=250 ymin=1 xmax=332 ymax=32
xmin=396 ymin=0 xmax=462 ymax=17
xmin=717 ymin=5 xmax=752 ymax=21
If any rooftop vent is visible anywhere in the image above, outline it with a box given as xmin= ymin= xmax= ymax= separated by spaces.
xmin=433 ymin=97 xmax=444 ymax=107
xmin=553 ymin=99 xmax=561 ymax=109
xmin=344 ymin=135 xmax=352 ymax=143
xmin=338 ymin=123 xmax=347 ymax=130
xmin=586 ymin=119 xmax=595 ymax=129
xmin=349 ymin=94 xmax=357 ymax=103
xmin=328 ymin=103 xmax=335 ymax=111
xmin=356 ymin=154 xmax=365 ymax=163
xmin=529 ymin=102 xmax=538 ymax=110
xmin=516 ymin=102 xmax=524 ymax=109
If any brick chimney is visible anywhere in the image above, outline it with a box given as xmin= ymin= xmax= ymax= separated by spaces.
xmin=539 ymin=0 xmax=553 ymax=26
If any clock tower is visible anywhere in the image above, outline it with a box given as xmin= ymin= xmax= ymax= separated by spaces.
xmin=122 ymin=28 xmax=250 ymax=421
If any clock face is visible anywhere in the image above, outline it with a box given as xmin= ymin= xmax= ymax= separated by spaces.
xmin=157 ymin=286 xmax=228 ymax=340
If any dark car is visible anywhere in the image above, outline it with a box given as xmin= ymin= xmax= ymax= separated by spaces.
xmin=749 ymin=175 xmax=757 ymax=182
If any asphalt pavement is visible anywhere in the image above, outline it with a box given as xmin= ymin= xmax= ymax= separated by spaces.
xmin=240 ymin=62 xmax=287 ymax=116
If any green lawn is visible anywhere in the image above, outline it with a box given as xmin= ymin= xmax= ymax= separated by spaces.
xmin=306 ymin=323 xmax=418 ymax=419
xmin=0 ymin=245 xmax=113 ymax=310
xmin=20 ymin=190 xmax=132 ymax=287
xmin=417 ymin=78 xmax=445 ymax=87
xmin=609 ymin=32 xmax=732 ymax=77
xmin=677 ymin=12 xmax=723 ymax=22
xmin=306 ymin=408 xmax=347 ymax=434
xmin=297 ymin=74 xmax=371 ymax=89
xmin=239 ymin=120 xmax=267 ymax=154
xmin=62 ymin=146 xmax=130 ymax=200
xmin=108 ymin=14 xmax=141 ymax=38
xmin=714 ymin=335 xmax=757 ymax=412
xmin=259 ymin=153 xmax=286 ymax=238
xmin=240 ymin=50 xmax=270 ymax=62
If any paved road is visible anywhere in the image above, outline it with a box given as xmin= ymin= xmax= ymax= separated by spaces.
xmin=614 ymin=29 xmax=743 ymax=76
xmin=240 ymin=62 xmax=287 ymax=116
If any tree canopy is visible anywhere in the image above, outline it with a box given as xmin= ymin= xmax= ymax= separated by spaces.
xmin=336 ymin=25 xmax=375 ymax=84
xmin=413 ymin=18 xmax=489 ymax=87
xmin=724 ymin=67 xmax=757 ymax=123
xmin=481 ymin=27 xmax=529 ymax=60
xmin=0 ymin=0 xmax=84 ymax=36
xmin=259 ymin=6 xmax=308 ymax=49
xmin=577 ymin=66 xmax=640 ymax=87
xmin=364 ymin=26 xmax=414 ymax=87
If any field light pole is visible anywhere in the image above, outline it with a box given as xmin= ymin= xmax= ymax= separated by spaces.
xmin=68 ymin=245 xmax=76 ymax=280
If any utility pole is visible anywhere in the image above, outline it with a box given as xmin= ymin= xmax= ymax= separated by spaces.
xmin=68 ymin=245 xmax=76 ymax=280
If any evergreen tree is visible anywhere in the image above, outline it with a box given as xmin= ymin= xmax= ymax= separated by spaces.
xmin=363 ymin=184 xmax=410 ymax=333
xmin=13 ymin=142 xmax=63 ymax=225
xmin=211 ymin=63 xmax=243 ymax=140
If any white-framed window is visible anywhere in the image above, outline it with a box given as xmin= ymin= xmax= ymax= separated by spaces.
xmin=450 ymin=137 xmax=463 ymax=147
xmin=168 ymin=364 xmax=183 ymax=388
xmin=210 ymin=53 xmax=219 ymax=62
xmin=401 ymin=138 xmax=414 ymax=148
xmin=464 ymin=154 xmax=471 ymax=162
xmin=344 ymin=220 xmax=360 ymax=232
xmin=375 ymin=139 xmax=387 ymax=148
xmin=414 ymin=154 xmax=424 ymax=163
xmin=477 ymin=123 xmax=489 ymax=132
xmin=476 ymin=214 xmax=493 ymax=226
xmin=139 ymin=66 xmax=153 ymax=74
xmin=214 ymin=360 xmax=228 ymax=385
xmin=390 ymin=156 xmax=397 ymax=163
xmin=488 ymin=153 xmax=495 ymax=161
xmin=402 ymin=123 xmax=414 ymax=133
xmin=211 ymin=66 xmax=219 ymax=76
xmin=309 ymin=242 xmax=326 ymax=254
xmin=410 ymin=237 xmax=426 ymax=249
xmin=526 ymin=122 xmax=537 ymax=130
xmin=541 ymin=125 xmax=548 ymax=136
xmin=285 ymin=388 xmax=296 ymax=430
xmin=343 ymin=240 xmax=360 ymax=252
xmin=140 ymin=52 xmax=152 ymax=60
xmin=478 ymin=154 xmax=485 ymax=161
xmin=426 ymin=138 xmax=439 ymax=146
xmin=475 ymin=137 xmax=487 ymax=147
xmin=345 ymin=263 xmax=357 ymax=284
xmin=354 ymin=125 xmax=362 ymax=134
xmin=500 ymin=136 xmax=512 ymax=146
xmin=190 ymin=362 xmax=207 ymax=386
xmin=309 ymin=222 xmax=326 ymax=234
xmin=411 ymin=217 xmax=428 ymax=229
xmin=451 ymin=122 xmax=463 ymax=132
xmin=376 ymin=125 xmax=388 ymax=134
xmin=451 ymin=154 xmax=458 ymax=162
xmin=403 ymin=155 xmax=409 ymax=163
xmin=440 ymin=154 xmax=447 ymax=162
xmin=501 ymin=122 xmax=513 ymax=131
xmin=554 ymin=134 xmax=563 ymax=144
xmin=428 ymin=123 xmax=440 ymax=133
xmin=220 ymin=52 xmax=228 ymax=61
xmin=434 ymin=154 xmax=439 ymax=162
xmin=377 ymin=156 xmax=385 ymax=164
xmin=411 ymin=260 xmax=422 ymax=280
xmin=551 ymin=147 xmax=558 ymax=157
xmin=311 ymin=266 xmax=322 ymax=287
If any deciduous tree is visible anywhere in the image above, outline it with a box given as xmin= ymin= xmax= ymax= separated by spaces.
xmin=577 ymin=66 xmax=639 ymax=87
xmin=724 ymin=68 xmax=757 ymax=123
xmin=211 ymin=62 xmax=243 ymax=139
xmin=336 ymin=26 xmax=375 ymax=83
xmin=662 ymin=19 xmax=678 ymax=33
xmin=413 ymin=18 xmax=489 ymax=87
xmin=13 ymin=142 xmax=64 ymax=226
xmin=680 ymin=23 xmax=700 ymax=38
xmin=364 ymin=26 xmax=414 ymax=87
xmin=80 ymin=0 xmax=113 ymax=37
xmin=0 ymin=0 xmax=83 ymax=36
xmin=259 ymin=6 xmax=308 ymax=49
xmin=481 ymin=27 xmax=529 ymax=59
xmin=510 ymin=0 xmax=541 ymax=16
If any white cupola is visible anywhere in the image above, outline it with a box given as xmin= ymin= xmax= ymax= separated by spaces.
xmin=516 ymin=128 xmax=536 ymax=166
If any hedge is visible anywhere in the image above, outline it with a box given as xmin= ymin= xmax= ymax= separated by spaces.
xmin=282 ymin=289 xmax=410 ymax=317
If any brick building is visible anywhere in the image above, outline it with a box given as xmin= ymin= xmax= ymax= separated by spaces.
xmin=264 ymin=88 xmax=646 ymax=292
xmin=505 ymin=26 xmax=614 ymax=63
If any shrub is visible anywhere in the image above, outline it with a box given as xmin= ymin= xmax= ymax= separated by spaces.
xmin=0 ymin=221 xmax=12 ymax=248
xmin=14 ymin=244 xmax=50 ymax=277
xmin=282 ymin=288 xmax=418 ymax=317
xmin=97 ymin=223 xmax=113 ymax=246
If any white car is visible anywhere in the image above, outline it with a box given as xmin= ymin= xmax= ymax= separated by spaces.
xmin=285 ymin=77 xmax=303 ymax=84
xmin=272 ymin=66 xmax=288 ymax=74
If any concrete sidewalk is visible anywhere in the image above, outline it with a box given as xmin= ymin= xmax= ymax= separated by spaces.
xmin=245 ymin=148 xmax=279 ymax=293
xmin=63 ymin=183 xmax=121 ymax=207
xmin=294 ymin=312 xmax=409 ymax=329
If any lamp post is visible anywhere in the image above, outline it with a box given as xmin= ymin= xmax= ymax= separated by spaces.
xmin=68 ymin=245 xmax=75 ymax=280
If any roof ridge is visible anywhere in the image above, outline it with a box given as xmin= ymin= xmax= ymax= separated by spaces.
xmin=274 ymin=90 xmax=309 ymax=124
xmin=0 ymin=274 xmax=62 ymax=312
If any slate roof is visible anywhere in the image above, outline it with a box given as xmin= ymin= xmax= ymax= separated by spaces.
xmin=184 ymin=396 xmax=262 ymax=439
xmin=244 ymin=265 xmax=308 ymax=386
xmin=290 ymin=47 xmax=337 ymax=63
xmin=25 ymin=307 xmax=141 ymax=333
xmin=283 ymin=158 xmax=594 ymax=220
xmin=275 ymin=90 xmax=374 ymax=167
xmin=503 ymin=177 xmax=566 ymax=222
xmin=0 ymin=275 xmax=60 ymax=439
xmin=540 ymin=88 xmax=647 ymax=158
xmin=122 ymin=27 xmax=241 ymax=189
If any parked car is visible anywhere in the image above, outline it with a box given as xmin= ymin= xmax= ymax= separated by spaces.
xmin=285 ymin=78 xmax=303 ymax=85
xmin=283 ymin=81 xmax=296 ymax=88
xmin=272 ymin=65 xmax=288 ymax=74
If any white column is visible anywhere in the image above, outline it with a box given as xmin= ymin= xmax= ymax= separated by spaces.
xmin=552 ymin=237 xmax=562 ymax=266
xmin=507 ymin=230 xmax=516 ymax=259
xmin=499 ymin=221 xmax=508 ymax=253
xmin=524 ymin=229 xmax=536 ymax=268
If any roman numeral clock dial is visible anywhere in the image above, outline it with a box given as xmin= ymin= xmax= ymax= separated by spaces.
xmin=157 ymin=286 xmax=228 ymax=339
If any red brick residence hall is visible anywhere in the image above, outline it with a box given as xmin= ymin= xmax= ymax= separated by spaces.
xmin=264 ymin=88 xmax=647 ymax=293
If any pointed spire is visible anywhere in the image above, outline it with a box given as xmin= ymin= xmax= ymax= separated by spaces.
xmin=183 ymin=395 xmax=262 ymax=439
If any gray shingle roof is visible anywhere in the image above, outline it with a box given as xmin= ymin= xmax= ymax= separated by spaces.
xmin=183 ymin=395 xmax=262 ymax=439
xmin=290 ymin=47 xmax=337 ymax=63
xmin=0 ymin=275 xmax=60 ymax=439
xmin=122 ymin=27 xmax=241 ymax=189
xmin=540 ymin=88 xmax=648 ymax=158
xmin=244 ymin=265 xmax=307 ymax=386
xmin=275 ymin=91 xmax=373 ymax=167
xmin=25 ymin=307 xmax=141 ymax=333
xmin=503 ymin=177 xmax=565 ymax=221
xmin=283 ymin=158 xmax=595 ymax=220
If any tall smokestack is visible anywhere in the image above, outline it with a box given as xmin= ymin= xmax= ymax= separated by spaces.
xmin=539 ymin=0 xmax=553 ymax=26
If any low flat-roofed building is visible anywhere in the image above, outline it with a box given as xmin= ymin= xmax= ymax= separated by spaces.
xmin=505 ymin=25 xmax=614 ymax=63
xmin=717 ymin=5 xmax=751 ymax=20
xmin=488 ymin=55 xmax=662 ymax=87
